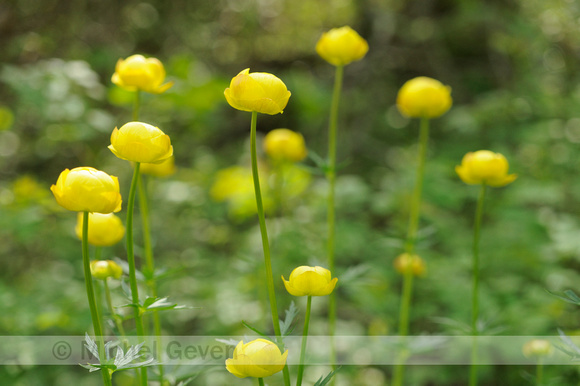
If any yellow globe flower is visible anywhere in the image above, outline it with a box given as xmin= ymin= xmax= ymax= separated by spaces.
xmin=90 ymin=260 xmax=123 ymax=280
xmin=282 ymin=266 xmax=338 ymax=296
xmin=109 ymin=121 xmax=173 ymax=164
xmin=50 ymin=167 xmax=122 ymax=214
xmin=396 ymin=77 xmax=452 ymax=119
xmin=75 ymin=213 xmax=125 ymax=247
xmin=140 ymin=156 xmax=176 ymax=177
xmin=522 ymin=339 xmax=553 ymax=358
xmin=111 ymin=54 xmax=173 ymax=94
xmin=393 ymin=253 xmax=426 ymax=277
xmin=263 ymin=128 xmax=307 ymax=162
xmin=224 ymin=68 xmax=291 ymax=115
xmin=226 ymin=339 xmax=288 ymax=379
xmin=455 ymin=150 xmax=517 ymax=187
xmin=316 ymin=26 xmax=369 ymax=66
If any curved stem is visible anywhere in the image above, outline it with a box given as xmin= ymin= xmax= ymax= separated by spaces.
xmin=296 ymin=296 xmax=312 ymax=386
xmin=249 ymin=111 xmax=290 ymax=386
xmin=82 ymin=211 xmax=112 ymax=386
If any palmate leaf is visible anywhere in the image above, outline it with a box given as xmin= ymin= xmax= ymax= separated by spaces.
xmin=81 ymin=334 xmax=157 ymax=373
xmin=547 ymin=289 xmax=580 ymax=305
xmin=280 ymin=301 xmax=298 ymax=337
xmin=556 ymin=328 xmax=580 ymax=360
xmin=313 ymin=367 xmax=341 ymax=386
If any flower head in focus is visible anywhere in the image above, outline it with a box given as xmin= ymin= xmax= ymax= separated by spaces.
xmin=109 ymin=121 xmax=173 ymax=164
xmin=264 ymin=129 xmax=307 ymax=163
xmin=282 ymin=266 xmax=338 ymax=296
xmin=396 ymin=77 xmax=452 ymax=119
xmin=456 ymin=150 xmax=517 ymax=187
xmin=75 ymin=213 xmax=125 ymax=246
xmin=226 ymin=338 xmax=288 ymax=379
xmin=224 ymin=69 xmax=291 ymax=115
xmin=111 ymin=54 xmax=173 ymax=94
xmin=140 ymin=156 xmax=176 ymax=178
xmin=50 ymin=167 xmax=122 ymax=214
xmin=393 ymin=253 xmax=426 ymax=277
xmin=316 ymin=26 xmax=369 ymax=66
xmin=90 ymin=260 xmax=123 ymax=280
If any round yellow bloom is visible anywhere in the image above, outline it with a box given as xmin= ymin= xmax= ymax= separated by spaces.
xmin=224 ymin=68 xmax=291 ymax=115
xmin=75 ymin=213 xmax=125 ymax=247
xmin=522 ymin=339 xmax=553 ymax=358
xmin=226 ymin=339 xmax=288 ymax=379
xmin=455 ymin=150 xmax=517 ymax=187
xmin=140 ymin=156 xmax=176 ymax=177
xmin=316 ymin=26 xmax=369 ymax=66
xmin=396 ymin=77 xmax=452 ymax=119
xmin=111 ymin=54 xmax=173 ymax=94
xmin=109 ymin=121 xmax=173 ymax=164
xmin=282 ymin=266 xmax=338 ymax=296
xmin=264 ymin=129 xmax=307 ymax=162
xmin=50 ymin=167 xmax=122 ymax=214
xmin=90 ymin=260 xmax=123 ymax=280
xmin=393 ymin=253 xmax=426 ymax=277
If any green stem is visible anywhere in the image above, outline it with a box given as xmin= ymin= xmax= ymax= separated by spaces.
xmin=82 ymin=211 xmax=112 ymax=386
xmin=469 ymin=183 xmax=487 ymax=386
xmin=249 ymin=111 xmax=290 ymax=386
xmin=327 ymin=64 xmax=344 ymax=372
xmin=258 ymin=378 xmax=265 ymax=386
xmin=133 ymin=91 xmax=140 ymax=121
xmin=104 ymin=279 xmax=126 ymax=336
xmin=536 ymin=358 xmax=543 ymax=386
xmin=392 ymin=117 xmax=430 ymax=386
xmin=296 ymin=296 xmax=312 ymax=386
xmin=126 ymin=162 xmax=148 ymax=386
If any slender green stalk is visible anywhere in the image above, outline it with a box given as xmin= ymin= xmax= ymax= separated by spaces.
xmin=258 ymin=378 xmax=265 ymax=386
xmin=126 ymin=162 xmax=148 ymax=386
xmin=104 ymin=279 xmax=126 ymax=336
xmin=296 ymin=296 xmax=312 ymax=386
xmin=249 ymin=111 xmax=291 ymax=386
xmin=469 ymin=183 xmax=487 ymax=386
xmin=392 ymin=117 xmax=430 ymax=386
xmin=326 ymin=64 xmax=344 ymax=371
xmin=133 ymin=91 xmax=140 ymax=121
xmin=82 ymin=211 xmax=112 ymax=386
xmin=536 ymin=358 xmax=543 ymax=386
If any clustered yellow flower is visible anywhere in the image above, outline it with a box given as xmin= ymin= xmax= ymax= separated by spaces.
xmin=75 ymin=213 xmax=125 ymax=247
xmin=393 ymin=253 xmax=426 ymax=277
xmin=90 ymin=260 xmax=123 ymax=280
xmin=282 ymin=266 xmax=338 ymax=296
xmin=316 ymin=26 xmax=369 ymax=66
xmin=263 ymin=128 xmax=307 ymax=163
xmin=112 ymin=54 xmax=173 ymax=94
xmin=224 ymin=69 xmax=291 ymax=115
xmin=50 ymin=167 xmax=122 ymax=214
xmin=455 ymin=150 xmax=517 ymax=187
xmin=397 ymin=76 xmax=452 ymax=119
xmin=109 ymin=121 xmax=173 ymax=164
xmin=225 ymin=339 xmax=288 ymax=379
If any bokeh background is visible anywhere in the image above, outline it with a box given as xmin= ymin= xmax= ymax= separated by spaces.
xmin=3 ymin=0 xmax=580 ymax=384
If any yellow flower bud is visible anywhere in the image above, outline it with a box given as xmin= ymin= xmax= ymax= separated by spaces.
xmin=455 ymin=150 xmax=517 ymax=187
xmin=111 ymin=54 xmax=173 ymax=94
xmin=75 ymin=213 xmax=125 ymax=247
xmin=140 ymin=156 xmax=176 ymax=178
xmin=109 ymin=121 xmax=173 ymax=164
xmin=522 ymin=339 xmax=553 ymax=358
xmin=396 ymin=77 xmax=452 ymax=119
xmin=282 ymin=266 xmax=338 ymax=296
xmin=224 ymin=69 xmax=291 ymax=115
xmin=393 ymin=253 xmax=426 ymax=277
xmin=316 ymin=26 xmax=369 ymax=66
xmin=90 ymin=260 xmax=123 ymax=280
xmin=263 ymin=129 xmax=307 ymax=162
xmin=50 ymin=167 xmax=122 ymax=214
xmin=226 ymin=339 xmax=288 ymax=379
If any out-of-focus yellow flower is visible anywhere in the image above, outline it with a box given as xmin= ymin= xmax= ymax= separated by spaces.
xmin=109 ymin=121 xmax=173 ymax=164
xmin=276 ymin=163 xmax=311 ymax=198
xmin=224 ymin=69 xmax=291 ymax=115
xmin=456 ymin=150 xmax=517 ymax=187
xmin=282 ymin=266 xmax=338 ymax=296
xmin=75 ymin=213 xmax=125 ymax=246
xmin=12 ymin=175 xmax=49 ymax=204
xmin=111 ymin=54 xmax=173 ymax=94
xmin=393 ymin=253 xmax=426 ymax=277
xmin=396 ymin=77 xmax=452 ymax=119
xmin=90 ymin=260 xmax=123 ymax=280
xmin=264 ymin=129 xmax=307 ymax=162
xmin=522 ymin=339 xmax=553 ymax=358
xmin=50 ymin=167 xmax=122 ymax=213
xmin=316 ymin=26 xmax=369 ymax=66
xmin=226 ymin=339 xmax=288 ymax=379
xmin=140 ymin=156 xmax=176 ymax=177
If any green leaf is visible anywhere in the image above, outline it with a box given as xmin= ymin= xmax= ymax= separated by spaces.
xmin=313 ymin=367 xmax=341 ymax=386
xmin=280 ymin=301 xmax=298 ymax=337
xmin=546 ymin=289 xmax=580 ymax=305
xmin=241 ymin=321 xmax=268 ymax=338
